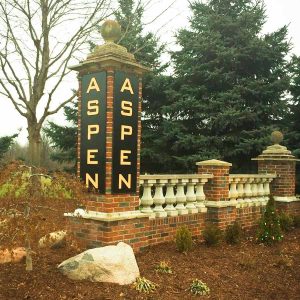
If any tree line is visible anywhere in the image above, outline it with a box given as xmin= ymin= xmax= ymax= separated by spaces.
xmin=1 ymin=0 xmax=300 ymax=186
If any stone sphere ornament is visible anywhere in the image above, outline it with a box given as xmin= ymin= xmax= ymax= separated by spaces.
xmin=271 ymin=130 xmax=283 ymax=145
xmin=100 ymin=20 xmax=121 ymax=43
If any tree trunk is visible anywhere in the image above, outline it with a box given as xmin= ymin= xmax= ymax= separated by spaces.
xmin=27 ymin=122 xmax=42 ymax=167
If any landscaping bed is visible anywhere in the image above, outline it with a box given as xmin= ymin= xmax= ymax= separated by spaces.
xmin=0 ymin=228 xmax=299 ymax=300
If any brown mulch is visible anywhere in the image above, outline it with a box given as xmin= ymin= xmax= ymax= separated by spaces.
xmin=0 ymin=228 xmax=299 ymax=300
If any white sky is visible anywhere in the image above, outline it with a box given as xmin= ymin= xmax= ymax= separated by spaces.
xmin=0 ymin=0 xmax=300 ymax=145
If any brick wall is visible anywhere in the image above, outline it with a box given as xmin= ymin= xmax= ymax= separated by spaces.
xmin=275 ymin=201 xmax=300 ymax=216
xmin=67 ymin=212 xmax=207 ymax=252
xmin=236 ymin=206 xmax=264 ymax=229
xmin=206 ymin=206 xmax=237 ymax=229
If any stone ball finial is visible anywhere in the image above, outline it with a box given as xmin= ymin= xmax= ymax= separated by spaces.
xmin=100 ymin=20 xmax=121 ymax=43
xmin=271 ymin=130 xmax=283 ymax=145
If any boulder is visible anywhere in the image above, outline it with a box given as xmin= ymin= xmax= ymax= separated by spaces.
xmin=38 ymin=230 xmax=67 ymax=249
xmin=58 ymin=242 xmax=139 ymax=285
xmin=0 ymin=247 xmax=26 ymax=264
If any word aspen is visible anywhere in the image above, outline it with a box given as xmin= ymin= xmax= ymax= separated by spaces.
xmin=112 ymin=72 xmax=139 ymax=193
xmin=80 ymin=72 xmax=106 ymax=193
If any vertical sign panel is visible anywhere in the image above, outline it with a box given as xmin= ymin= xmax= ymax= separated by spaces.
xmin=112 ymin=71 xmax=139 ymax=193
xmin=80 ymin=72 xmax=106 ymax=193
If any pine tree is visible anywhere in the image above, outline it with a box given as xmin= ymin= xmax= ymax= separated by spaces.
xmin=0 ymin=134 xmax=18 ymax=160
xmin=285 ymin=55 xmax=300 ymax=193
xmin=161 ymin=0 xmax=292 ymax=172
xmin=43 ymin=101 xmax=77 ymax=170
xmin=257 ymin=196 xmax=283 ymax=244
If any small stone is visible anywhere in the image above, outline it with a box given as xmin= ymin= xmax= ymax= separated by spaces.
xmin=0 ymin=247 xmax=26 ymax=264
xmin=38 ymin=230 xmax=67 ymax=249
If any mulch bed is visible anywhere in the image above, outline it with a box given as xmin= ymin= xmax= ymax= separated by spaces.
xmin=0 ymin=228 xmax=299 ymax=300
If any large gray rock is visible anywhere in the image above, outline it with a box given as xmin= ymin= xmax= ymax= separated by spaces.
xmin=58 ymin=242 xmax=139 ymax=285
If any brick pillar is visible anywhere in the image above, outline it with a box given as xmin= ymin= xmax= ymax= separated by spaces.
xmin=196 ymin=159 xmax=236 ymax=229
xmin=252 ymin=131 xmax=300 ymax=215
xmin=66 ymin=20 xmax=151 ymax=250
xmin=196 ymin=159 xmax=232 ymax=201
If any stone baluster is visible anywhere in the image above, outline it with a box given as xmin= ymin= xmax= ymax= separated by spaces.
xmin=195 ymin=179 xmax=207 ymax=212
xmin=263 ymin=178 xmax=271 ymax=204
xmin=251 ymin=178 xmax=259 ymax=205
xmin=229 ymin=177 xmax=239 ymax=206
xmin=257 ymin=178 xmax=265 ymax=205
xmin=152 ymin=179 xmax=168 ymax=217
xmin=176 ymin=178 xmax=188 ymax=215
xmin=237 ymin=177 xmax=246 ymax=208
xmin=186 ymin=178 xmax=198 ymax=214
xmin=165 ymin=178 xmax=178 ymax=216
xmin=244 ymin=177 xmax=253 ymax=206
xmin=140 ymin=179 xmax=155 ymax=214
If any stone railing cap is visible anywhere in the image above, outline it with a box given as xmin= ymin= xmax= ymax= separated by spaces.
xmin=230 ymin=174 xmax=276 ymax=179
xmin=196 ymin=159 xmax=232 ymax=167
xmin=140 ymin=174 xmax=213 ymax=180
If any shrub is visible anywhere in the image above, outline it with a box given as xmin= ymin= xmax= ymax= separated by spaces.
xmin=189 ymin=279 xmax=210 ymax=296
xmin=133 ymin=277 xmax=157 ymax=293
xmin=225 ymin=221 xmax=243 ymax=244
xmin=293 ymin=215 xmax=300 ymax=228
xmin=257 ymin=196 xmax=283 ymax=245
xmin=278 ymin=212 xmax=294 ymax=232
xmin=202 ymin=223 xmax=222 ymax=246
xmin=175 ymin=225 xmax=193 ymax=253
xmin=155 ymin=261 xmax=172 ymax=274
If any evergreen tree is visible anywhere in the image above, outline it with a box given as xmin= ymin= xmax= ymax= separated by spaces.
xmin=0 ymin=134 xmax=18 ymax=160
xmin=285 ymin=55 xmax=300 ymax=193
xmin=257 ymin=196 xmax=283 ymax=245
xmin=43 ymin=101 xmax=77 ymax=169
xmin=161 ymin=0 xmax=292 ymax=172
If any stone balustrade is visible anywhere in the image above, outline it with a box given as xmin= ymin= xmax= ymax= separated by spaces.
xmin=139 ymin=174 xmax=213 ymax=217
xmin=229 ymin=174 xmax=276 ymax=208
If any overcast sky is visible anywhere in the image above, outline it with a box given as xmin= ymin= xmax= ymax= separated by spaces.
xmin=1 ymin=0 xmax=300 ymax=146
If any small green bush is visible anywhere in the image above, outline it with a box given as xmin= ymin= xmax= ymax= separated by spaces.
xmin=202 ymin=223 xmax=222 ymax=246
xmin=225 ymin=221 xmax=243 ymax=244
xmin=175 ymin=225 xmax=193 ymax=253
xmin=293 ymin=215 xmax=300 ymax=228
xmin=133 ymin=277 xmax=157 ymax=293
xmin=257 ymin=196 xmax=283 ymax=245
xmin=189 ymin=279 xmax=210 ymax=296
xmin=278 ymin=212 xmax=294 ymax=232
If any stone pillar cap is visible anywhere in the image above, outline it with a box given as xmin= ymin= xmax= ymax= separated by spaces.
xmin=252 ymin=131 xmax=300 ymax=162
xmin=196 ymin=159 xmax=232 ymax=167
xmin=69 ymin=19 xmax=150 ymax=74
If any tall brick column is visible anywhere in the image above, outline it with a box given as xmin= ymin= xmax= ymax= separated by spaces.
xmin=252 ymin=131 xmax=300 ymax=215
xmin=66 ymin=20 xmax=150 ymax=250
xmin=196 ymin=160 xmax=236 ymax=228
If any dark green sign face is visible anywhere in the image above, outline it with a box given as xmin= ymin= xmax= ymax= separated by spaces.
xmin=112 ymin=71 xmax=139 ymax=193
xmin=80 ymin=72 xmax=106 ymax=193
